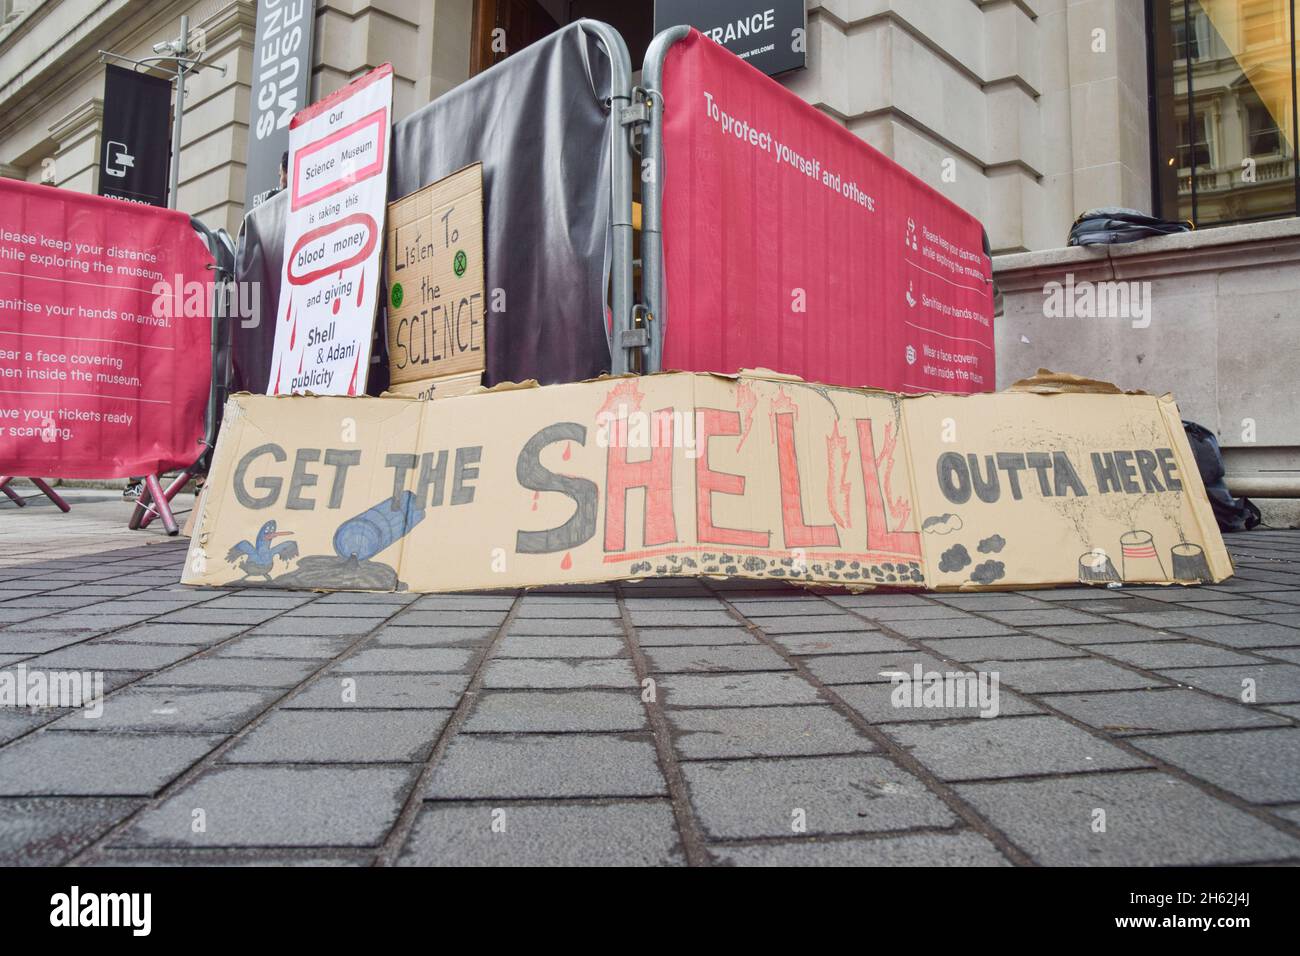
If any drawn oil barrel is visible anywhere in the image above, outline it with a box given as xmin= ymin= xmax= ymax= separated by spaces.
xmin=332 ymin=491 xmax=426 ymax=562
xmin=1170 ymin=542 xmax=1212 ymax=584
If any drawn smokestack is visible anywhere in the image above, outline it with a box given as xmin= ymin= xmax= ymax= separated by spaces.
xmin=1170 ymin=542 xmax=1212 ymax=584
xmin=1120 ymin=530 xmax=1167 ymax=582
xmin=1078 ymin=548 xmax=1121 ymax=584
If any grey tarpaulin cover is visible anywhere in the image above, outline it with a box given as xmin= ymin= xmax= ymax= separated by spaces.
xmin=231 ymin=23 xmax=615 ymax=392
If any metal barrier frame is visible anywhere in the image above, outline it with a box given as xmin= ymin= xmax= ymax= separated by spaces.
xmin=639 ymin=26 xmax=691 ymax=375
xmin=128 ymin=217 xmax=235 ymax=535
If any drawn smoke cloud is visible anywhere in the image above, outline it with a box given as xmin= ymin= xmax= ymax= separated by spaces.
xmin=939 ymin=543 xmax=972 ymax=573
xmin=970 ymin=560 xmax=1006 ymax=585
xmin=923 ymin=513 xmax=963 ymax=535
xmin=978 ymin=534 xmax=1006 ymax=554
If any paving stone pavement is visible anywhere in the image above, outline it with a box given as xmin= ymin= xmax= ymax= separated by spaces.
xmin=1 ymin=515 xmax=1300 ymax=865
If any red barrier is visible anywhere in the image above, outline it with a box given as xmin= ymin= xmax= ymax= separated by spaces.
xmin=0 ymin=180 xmax=213 ymax=480
xmin=660 ymin=30 xmax=994 ymax=393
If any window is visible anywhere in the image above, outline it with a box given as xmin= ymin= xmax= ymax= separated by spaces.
xmin=1149 ymin=0 xmax=1298 ymax=227
xmin=1178 ymin=113 xmax=1212 ymax=168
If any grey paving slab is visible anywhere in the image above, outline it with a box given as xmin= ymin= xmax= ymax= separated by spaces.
xmin=49 ymin=687 xmax=279 ymax=734
xmin=334 ymin=647 xmax=474 ymax=673
xmin=836 ymin=681 xmax=1042 ymax=723
xmin=885 ymin=715 xmax=1147 ymax=781
xmin=885 ymin=617 xmax=1020 ymax=639
xmin=1178 ymin=598 xmax=1300 ymax=617
xmin=633 ymin=628 xmax=757 ymax=647
xmin=1261 ymin=648 xmax=1300 ymax=665
xmin=1107 ymin=610 xmax=1249 ymax=628
xmin=0 ymin=797 xmax=142 ymax=865
xmin=835 ymin=604 xmax=970 ymax=622
xmin=1131 ymin=728 xmax=1300 ymax=803
xmin=0 ymin=632 xmax=104 ymax=654
xmin=226 ymin=709 xmax=451 ymax=763
xmin=802 ymin=650 xmax=950 ymax=686
xmin=139 ymin=658 xmax=318 ymax=688
xmin=462 ymin=690 xmax=644 ymax=733
xmin=627 ymin=610 xmax=738 ymax=628
xmin=481 ymin=658 xmax=637 ymax=689
xmin=1086 ymin=641 xmax=1262 ymax=669
xmin=114 ymin=766 xmax=416 ymax=847
xmin=957 ymin=772 xmax=1300 ymax=865
xmin=286 ymin=673 xmax=470 ymax=710
xmin=0 ymin=731 xmax=222 ymax=796
xmin=365 ymin=626 xmax=496 ymax=648
xmin=982 ymin=609 xmax=1103 ymax=627
xmin=1027 ymin=622 xmax=1184 ymax=644
xmin=26 ymin=642 xmax=202 ymax=671
xmin=153 ymin=607 xmax=284 ymax=626
xmin=212 ymin=634 xmax=357 ymax=659
xmin=659 ymin=672 xmax=825 ymax=707
xmin=249 ymin=616 xmax=388 ymax=636
xmin=642 ymin=644 xmax=792 ymax=674
xmin=622 ymin=598 xmax=724 ymax=611
xmin=12 ymin=614 xmax=150 ymax=633
xmin=514 ymin=603 xmax=621 ymax=619
xmin=978 ymin=658 xmax=1166 ymax=694
xmin=506 ymin=618 xmax=623 ymax=636
xmin=1159 ymin=664 xmax=1300 ymax=705
xmin=397 ymin=801 xmax=684 ymax=866
xmin=0 ymin=709 xmax=57 ymax=745
xmin=1046 ymin=688 xmax=1288 ymax=735
xmin=495 ymin=635 xmax=625 ymax=658
xmin=930 ymin=594 xmax=1052 ymax=611
xmin=753 ymin=615 xmax=877 ymax=635
xmin=408 ymin=594 xmax=514 ymax=610
xmin=668 ymin=705 xmax=874 ymax=759
xmin=713 ymin=831 xmax=1010 ymax=866
xmin=426 ymin=734 xmax=666 ymax=799
xmin=764 ymin=630 xmax=903 ymax=656
xmin=826 ymin=594 xmax=933 ymax=608
xmin=920 ymin=635 xmax=1085 ymax=662
xmin=726 ymin=599 xmax=845 ymax=617
xmin=681 ymin=755 xmax=954 ymax=839
xmin=387 ymin=610 xmax=508 ymax=628
xmin=107 ymin=623 xmax=251 ymax=645
xmin=1170 ymin=623 xmax=1300 ymax=649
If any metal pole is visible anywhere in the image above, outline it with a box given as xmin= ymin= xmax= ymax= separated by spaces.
xmin=167 ymin=15 xmax=189 ymax=210
xmin=576 ymin=20 xmax=634 ymax=375
xmin=641 ymin=27 xmax=690 ymax=375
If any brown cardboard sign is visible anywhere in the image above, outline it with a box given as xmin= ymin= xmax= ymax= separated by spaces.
xmin=383 ymin=371 xmax=485 ymax=401
xmin=183 ymin=371 xmax=1232 ymax=593
xmin=385 ymin=163 xmax=485 ymax=386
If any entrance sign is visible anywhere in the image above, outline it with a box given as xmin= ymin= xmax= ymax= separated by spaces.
xmin=98 ymin=64 xmax=172 ymax=207
xmin=654 ymin=0 xmax=806 ymax=77
xmin=245 ymin=0 xmax=317 ymax=211
xmin=0 ymin=179 xmax=213 ymax=477
xmin=268 ymin=63 xmax=392 ymax=396
xmin=184 ymin=371 xmax=1230 ymax=593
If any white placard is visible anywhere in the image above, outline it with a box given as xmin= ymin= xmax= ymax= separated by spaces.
xmin=268 ymin=63 xmax=392 ymax=395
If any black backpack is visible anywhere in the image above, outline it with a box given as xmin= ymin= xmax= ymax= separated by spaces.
xmin=1183 ymin=421 xmax=1261 ymax=533
xmin=1069 ymin=207 xmax=1191 ymax=246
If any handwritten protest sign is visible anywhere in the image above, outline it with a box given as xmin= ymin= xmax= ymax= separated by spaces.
xmin=183 ymin=370 xmax=1230 ymax=593
xmin=385 ymin=164 xmax=486 ymax=388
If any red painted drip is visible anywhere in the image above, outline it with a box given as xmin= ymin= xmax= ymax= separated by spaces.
xmin=531 ymin=491 xmax=539 ymax=512
xmin=273 ymin=358 xmax=282 ymax=394
xmin=356 ymin=270 xmax=365 ymax=306
xmin=562 ymin=443 xmax=572 ymax=461
xmin=290 ymin=319 xmax=297 ymax=351
xmin=347 ymin=351 xmax=360 ymax=395
xmin=560 ymin=552 xmax=573 ymax=570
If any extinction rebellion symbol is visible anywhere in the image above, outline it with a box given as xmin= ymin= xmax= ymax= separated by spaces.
xmin=391 ymin=283 xmax=404 ymax=309
xmin=453 ymin=250 xmax=468 ymax=277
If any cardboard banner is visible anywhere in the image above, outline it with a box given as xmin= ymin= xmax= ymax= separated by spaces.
xmin=98 ymin=64 xmax=172 ymax=208
xmin=660 ymin=30 xmax=995 ymax=393
xmin=0 ymin=179 xmax=214 ymax=478
xmin=245 ymin=0 xmax=317 ymax=211
xmin=183 ymin=371 xmax=1230 ymax=593
xmin=385 ymin=163 xmax=486 ymax=388
xmin=268 ymin=63 xmax=392 ymax=396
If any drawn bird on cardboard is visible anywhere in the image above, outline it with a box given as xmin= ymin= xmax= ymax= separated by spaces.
xmin=226 ymin=520 xmax=299 ymax=581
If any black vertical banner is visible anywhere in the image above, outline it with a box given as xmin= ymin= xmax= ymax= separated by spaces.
xmin=245 ymin=0 xmax=316 ymax=212
xmin=97 ymin=64 xmax=172 ymax=207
